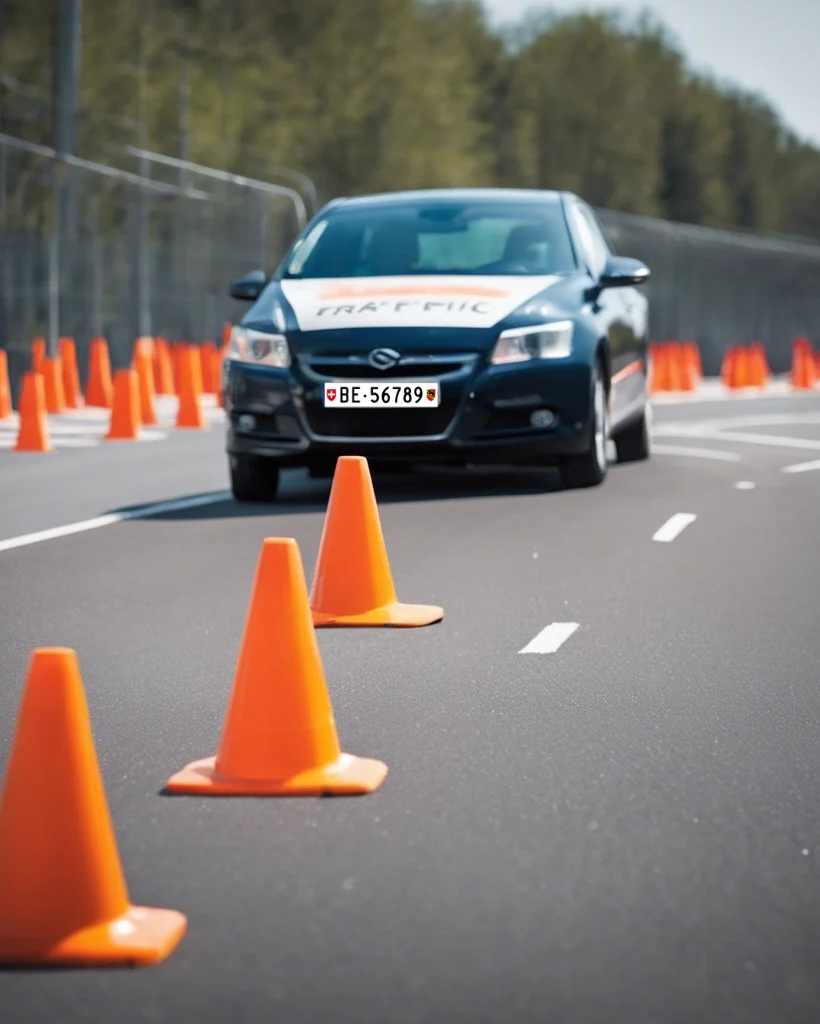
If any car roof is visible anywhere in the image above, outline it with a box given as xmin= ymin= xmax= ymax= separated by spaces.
xmin=325 ymin=188 xmax=572 ymax=212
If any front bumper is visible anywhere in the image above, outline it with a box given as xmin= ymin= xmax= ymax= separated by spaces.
xmin=223 ymin=358 xmax=595 ymax=466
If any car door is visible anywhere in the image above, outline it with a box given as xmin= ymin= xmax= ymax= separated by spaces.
xmin=568 ymin=201 xmax=644 ymax=428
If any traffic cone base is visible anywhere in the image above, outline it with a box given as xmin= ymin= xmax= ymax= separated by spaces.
xmin=312 ymin=601 xmax=443 ymax=628
xmin=13 ymin=372 xmax=52 ymax=453
xmin=0 ymin=905 xmax=187 ymax=967
xmin=166 ymin=752 xmax=387 ymax=796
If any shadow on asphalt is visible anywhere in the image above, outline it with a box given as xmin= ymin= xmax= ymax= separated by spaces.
xmin=111 ymin=466 xmax=570 ymax=521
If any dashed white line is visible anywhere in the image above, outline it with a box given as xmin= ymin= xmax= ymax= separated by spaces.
xmin=0 ymin=491 xmax=231 ymax=555
xmin=652 ymin=513 xmax=697 ymax=543
xmin=734 ymin=481 xmax=756 ymax=490
xmin=782 ymin=459 xmax=820 ymax=475
xmin=652 ymin=444 xmax=741 ymax=462
xmin=519 ymin=622 xmax=579 ymax=654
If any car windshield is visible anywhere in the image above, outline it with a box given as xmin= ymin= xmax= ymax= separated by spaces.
xmin=282 ymin=200 xmax=578 ymax=279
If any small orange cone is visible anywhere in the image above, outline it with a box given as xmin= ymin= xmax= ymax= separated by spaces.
xmin=189 ymin=345 xmax=204 ymax=397
xmin=310 ymin=456 xmax=444 ymax=627
xmin=171 ymin=343 xmax=185 ymax=395
xmin=720 ymin=347 xmax=734 ymax=387
xmin=201 ymin=341 xmax=219 ymax=393
xmin=666 ymin=344 xmax=683 ymax=391
xmin=133 ymin=342 xmax=158 ymax=427
xmin=0 ymin=349 xmax=12 ymax=420
xmin=791 ymin=340 xmax=816 ymax=389
xmin=31 ymin=338 xmax=46 ymax=373
xmin=165 ymin=538 xmax=388 ymax=796
xmin=747 ymin=342 xmax=767 ymax=387
xmin=175 ymin=347 xmax=206 ymax=429
xmin=13 ymin=372 xmax=52 ymax=453
xmin=729 ymin=346 xmax=749 ymax=389
xmin=0 ymin=648 xmax=187 ymax=965
xmin=685 ymin=340 xmax=702 ymax=379
xmin=105 ymin=369 xmax=140 ymax=441
xmin=85 ymin=338 xmax=113 ymax=408
xmin=43 ymin=356 xmax=66 ymax=413
xmin=59 ymin=337 xmax=83 ymax=409
xmin=153 ymin=338 xmax=174 ymax=395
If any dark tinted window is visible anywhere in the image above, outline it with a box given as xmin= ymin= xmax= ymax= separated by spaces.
xmin=283 ymin=201 xmax=578 ymax=279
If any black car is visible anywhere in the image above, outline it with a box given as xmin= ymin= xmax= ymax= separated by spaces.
xmin=222 ymin=188 xmax=652 ymax=500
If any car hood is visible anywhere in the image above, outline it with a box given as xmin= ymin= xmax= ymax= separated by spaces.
xmin=277 ymin=274 xmax=568 ymax=332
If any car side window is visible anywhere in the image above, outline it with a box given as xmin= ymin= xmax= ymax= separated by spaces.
xmin=571 ymin=203 xmax=610 ymax=279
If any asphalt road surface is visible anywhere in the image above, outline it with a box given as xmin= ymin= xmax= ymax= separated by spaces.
xmin=2 ymin=385 xmax=820 ymax=1024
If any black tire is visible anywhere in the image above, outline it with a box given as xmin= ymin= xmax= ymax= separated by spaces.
xmin=558 ymin=360 xmax=609 ymax=489
xmin=229 ymin=454 xmax=280 ymax=502
xmin=614 ymin=398 xmax=652 ymax=463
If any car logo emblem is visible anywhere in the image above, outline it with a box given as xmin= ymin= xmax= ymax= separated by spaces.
xmin=426 ymin=388 xmax=436 ymax=401
xmin=327 ymin=388 xmax=337 ymax=401
xmin=367 ymin=348 xmax=401 ymax=370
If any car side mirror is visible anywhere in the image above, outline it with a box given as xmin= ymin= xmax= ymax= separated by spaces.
xmin=599 ymin=256 xmax=650 ymax=288
xmin=230 ymin=270 xmax=267 ymax=301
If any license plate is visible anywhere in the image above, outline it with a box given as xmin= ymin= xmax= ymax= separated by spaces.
xmin=323 ymin=382 xmax=441 ymax=408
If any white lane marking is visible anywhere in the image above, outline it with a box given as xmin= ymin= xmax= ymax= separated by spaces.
xmin=0 ymin=491 xmax=231 ymax=555
xmin=734 ymin=481 xmax=756 ymax=490
xmin=652 ymin=513 xmax=697 ymax=543
xmin=652 ymin=444 xmax=741 ymax=462
xmin=783 ymin=459 xmax=820 ymax=474
xmin=519 ymin=622 xmax=579 ymax=654
xmin=707 ymin=431 xmax=820 ymax=452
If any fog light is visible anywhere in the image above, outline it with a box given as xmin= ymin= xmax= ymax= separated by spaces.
xmin=530 ymin=409 xmax=555 ymax=428
xmin=238 ymin=414 xmax=257 ymax=431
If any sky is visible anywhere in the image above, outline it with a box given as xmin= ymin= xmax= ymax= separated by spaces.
xmin=483 ymin=0 xmax=820 ymax=147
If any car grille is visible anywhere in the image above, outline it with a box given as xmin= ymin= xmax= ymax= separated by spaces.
xmin=305 ymin=401 xmax=458 ymax=439
xmin=300 ymin=354 xmax=475 ymax=381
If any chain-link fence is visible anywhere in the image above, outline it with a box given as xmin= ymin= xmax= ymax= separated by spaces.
xmin=598 ymin=208 xmax=820 ymax=376
xmin=0 ymin=133 xmax=306 ymax=403
xmin=3 ymin=125 xmax=820 ymax=399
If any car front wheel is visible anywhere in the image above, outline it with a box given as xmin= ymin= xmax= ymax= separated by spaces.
xmin=558 ymin=363 xmax=609 ymax=489
xmin=229 ymin=454 xmax=281 ymax=502
xmin=614 ymin=397 xmax=652 ymax=463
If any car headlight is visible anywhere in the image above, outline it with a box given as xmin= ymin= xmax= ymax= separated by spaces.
xmin=490 ymin=321 xmax=574 ymax=364
xmin=228 ymin=326 xmax=291 ymax=369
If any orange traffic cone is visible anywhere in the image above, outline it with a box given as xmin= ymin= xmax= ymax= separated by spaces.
xmin=201 ymin=341 xmax=218 ymax=393
xmin=647 ymin=343 xmax=663 ymax=394
xmin=133 ymin=342 xmax=158 ymax=427
xmin=748 ymin=342 xmax=767 ymax=387
xmin=31 ymin=337 xmax=45 ymax=373
xmin=665 ymin=344 xmax=683 ymax=391
xmin=684 ymin=340 xmax=702 ymax=379
xmin=175 ymin=347 xmax=206 ymax=429
xmin=13 ymin=372 xmax=52 ymax=453
xmin=59 ymin=337 xmax=83 ymax=409
xmin=43 ymin=356 xmax=66 ymax=413
xmin=171 ymin=343 xmax=185 ymax=395
xmin=791 ymin=340 xmax=816 ymax=389
xmin=674 ymin=343 xmax=694 ymax=391
xmin=85 ymin=338 xmax=113 ymax=408
xmin=165 ymin=538 xmax=388 ymax=796
xmin=729 ymin=346 xmax=749 ymax=388
xmin=0 ymin=648 xmax=187 ymax=965
xmin=0 ymin=349 xmax=12 ymax=420
xmin=189 ymin=345 xmax=204 ymax=398
xmin=310 ymin=456 xmax=444 ymax=627
xmin=105 ymin=369 xmax=140 ymax=441
xmin=153 ymin=338 xmax=174 ymax=395
xmin=720 ymin=347 xmax=734 ymax=387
